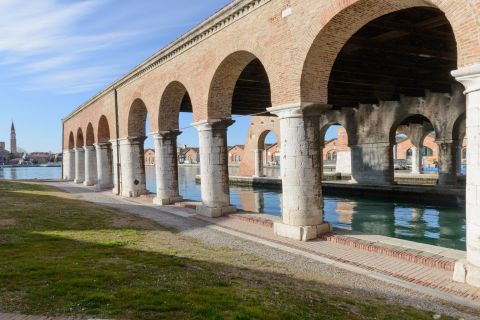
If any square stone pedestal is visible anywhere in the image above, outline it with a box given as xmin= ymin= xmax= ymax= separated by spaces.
xmin=453 ymin=259 xmax=480 ymax=287
xmin=154 ymin=196 xmax=183 ymax=206
xmin=196 ymin=205 xmax=236 ymax=218
xmin=274 ymin=221 xmax=332 ymax=241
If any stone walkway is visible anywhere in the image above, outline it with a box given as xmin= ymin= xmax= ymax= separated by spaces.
xmin=192 ymin=213 xmax=480 ymax=302
xmin=35 ymin=182 xmax=480 ymax=319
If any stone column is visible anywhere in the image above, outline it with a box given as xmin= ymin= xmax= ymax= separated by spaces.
xmin=350 ymin=142 xmax=393 ymax=185
xmin=267 ymin=103 xmax=331 ymax=241
xmin=83 ymin=145 xmax=97 ymax=186
xmin=110 ymin=139 xmax=121 ymax=195
xmin=62 ymin=149 xmax=75 ymax=180
xmin=193 ymin=119 xmax=236 ymax=217
xmin=335 ymin=151 xmax=352 ymax=174
xmin=254 ymin=149 xmax=264 ymax=177
xmin=74 ymin=147 xmax=85 ymax=184
xmin=153 ymin=131 xmax=183 ymax=205
xmin=436 ymin=141 xmax=457 ymax=185
xmin=411 ymin=145 xmax=422 ymax=174
xmin=452 ymin=65 xmax=480 ymax=287
xmin=119 ymin=137 xmax=147 ymax=197
xmin=95 ymin=143 xmax=113 ymax=191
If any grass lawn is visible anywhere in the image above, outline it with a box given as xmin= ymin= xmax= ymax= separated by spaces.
xmin=0 ymin=180 xmax=455 ymax=319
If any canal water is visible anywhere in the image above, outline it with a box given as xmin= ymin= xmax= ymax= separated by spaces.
xmin=0 ymin=166 xmax=466 ymax=250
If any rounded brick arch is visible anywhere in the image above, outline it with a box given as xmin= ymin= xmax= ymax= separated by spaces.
xmin=97 ymin=115 xmax=111 ymax=144
xmin=158 ymin=81 xmax=190 ymax=132
xmin=86 ymin=123 xmax=95 ymax=146
xmin=207 ymin=50 xmax=272 ymax=119
xmin=257 ymin=130 xmax=278 ymax=150
xmin=299 ymin=0 xmax=480 ymax=104
xmin=76 ymin=128 xmax=84 ymax=148
xmin=389 ymin=114 xmax=436 ymax=144
xmin=128 ymin=98 xmax=149 ymax=138
xmin=68 ymin=132 xmax=75 ymax=150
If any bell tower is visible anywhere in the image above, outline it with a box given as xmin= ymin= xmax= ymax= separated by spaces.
xmin=10 ymin=121 xmax=16 ymax=154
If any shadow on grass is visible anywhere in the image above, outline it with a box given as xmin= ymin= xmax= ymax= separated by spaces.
xmin=0 ymin=181 xmax=455 ymax=320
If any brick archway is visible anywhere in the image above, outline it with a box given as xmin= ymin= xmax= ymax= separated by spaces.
xmin=158 ymin=81 xmax=191 ymax=132
xmin=128 ymin=98 xmax=149 ymax=138
xmin=207 ymin=51 xmax=272 ymax=119
xmin=68 ymin=132 xmax=75 ymax=150
xmin=86 ymin=123 xmax=95 ymax=146
xmin=299 ymin=0 xmax=480 ymax=104
xmin=97 ymin=115 xmax=111 ymax=144
xmin=76 ymin=128 xmax=84 ymax=148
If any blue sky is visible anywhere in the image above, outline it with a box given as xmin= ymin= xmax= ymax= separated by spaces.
xmin=0 ymin=0 xmax=338 ymax=153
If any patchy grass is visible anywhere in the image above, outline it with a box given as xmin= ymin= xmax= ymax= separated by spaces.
xmin=0 ymin=181 xmax=455 ymax=319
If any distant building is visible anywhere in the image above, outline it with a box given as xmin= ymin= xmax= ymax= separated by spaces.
xmin=264 ymin=143 xmax=280 ymax=166
xmin=10 ymin=122 xmax=16 ymax=155
xmin=144 ymin=149 xmax=155 ymax=165
xmin=183 ymin=148 xmax=200 ymax=164
xmin=28 ymin=152 xmax=51 ymax=164
xmin=228 ymin=145 xmax=244 ymax=164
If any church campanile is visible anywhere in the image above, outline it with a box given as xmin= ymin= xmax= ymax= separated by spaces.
xmin=10 ymin=121 xmax=16 ymax=154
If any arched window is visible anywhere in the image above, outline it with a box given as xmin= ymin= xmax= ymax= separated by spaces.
xmin=406 ymin=148 xmax=413 ymax=159
xmin=422 ymin=147 xmax=433 ymax=157
xmin=332 ymin=151 xmax=337 ymax=161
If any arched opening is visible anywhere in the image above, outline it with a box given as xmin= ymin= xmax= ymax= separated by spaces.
xmin=201 ymin=51 xmax=273 ymax=213
xmin=320 ymin=124 xmax=351 ymax=177
xmin=86 ymin=123 xmax=94 ymax=146
xmin=153 ymin=81 xmax=197 ymax=203
xmin=255 ymin=130 xmax=279 ymax=178
xmin=76 ymin=128 xmax=84 ymax=148
xmin=392 ymin=114 xmax=436 ymax=180
xmin=97 ymin=115 xmax=114 ymax=190
xmin=98 ymin=115 xmax=110 ymax=144
xmin=123 ymin=98 xmax=150 ymax=197
xmin=68 ymin=132 xmax=75 ymax=150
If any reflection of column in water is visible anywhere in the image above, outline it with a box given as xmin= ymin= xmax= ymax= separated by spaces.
xmin=336 ymin=201 xmax=354 ymax=225
xmin=437 ymin=208 xmax=466 ymax=250
xmin=11 ymin=168 xmax=17 ymax=180
xmin=238 ymin=190 xmax=264 ymax=213
xmin=406 ymin=207 xmax=428 ymax=239
xmin=351 ymin=199 xmax=396 ymax=237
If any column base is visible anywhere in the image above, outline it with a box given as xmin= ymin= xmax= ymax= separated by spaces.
xmin=196 ymin=205 xmax=236 ymax=218
xmin=274 ymin=221 xmax=332 ymax=241
xmin=122 ymin=189 xmax=148 ymax=198
xmin=83 ymin=180 xmax=97 ymax=187
xmin=95 ymin=183 xmax=114 ymax=192
xmin=453 ymin=259 xmax=480 ymax=287
xmin=154 ymin=196 xmax=183 ymax=206
xmin=74 ymin=179 xmax=84 ymax=184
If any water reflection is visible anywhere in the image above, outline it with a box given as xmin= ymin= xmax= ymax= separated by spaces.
xmin=0 ymin=165 xmax=466 ymax=250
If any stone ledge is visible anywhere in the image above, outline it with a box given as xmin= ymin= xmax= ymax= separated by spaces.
xmin=196 ymin=205 xmax=237 ymax=218
xmin=226 ymin=213 xmax=458 ymax=271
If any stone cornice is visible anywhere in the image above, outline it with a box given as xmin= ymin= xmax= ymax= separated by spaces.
xmin=63 ymin=0 xmax=270 ymax=123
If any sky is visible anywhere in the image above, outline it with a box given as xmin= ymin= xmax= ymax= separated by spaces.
xmin=0 ymin=0 xmax=338 ymax=153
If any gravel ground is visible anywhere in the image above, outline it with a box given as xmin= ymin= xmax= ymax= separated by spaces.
xmin=48 ymin=182 xmax=479 ymax=319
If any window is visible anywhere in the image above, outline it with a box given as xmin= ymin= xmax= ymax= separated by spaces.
xmin=406 ymin=148 xmax=412 ymax=159
xmin=332 ymin=151 xmax=337 ymax=161
xmin=422 ymin=147 xmax=433 ymax=157
xmin=462 ymin=148 xmax=467 ymax=160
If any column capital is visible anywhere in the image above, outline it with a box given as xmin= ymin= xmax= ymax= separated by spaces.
xmin=118 ymin=136 xmax=147 ymax=145
xmin=267 ymin=102 xmax=331 ymax=119
xmin=452 ymin=64 xmax=480 ymax=94
xmin=152 ymin=130 xmax=182 ymax=140
xmin=191 ymin=118 xmax=235 ymax=131
xmin=83 ymin=145 xmax=95 ymax=151
xmin=74 ymin=147 xmax=85 ymax=152
xmin=94 ymin=142 xmax=111 ymax=149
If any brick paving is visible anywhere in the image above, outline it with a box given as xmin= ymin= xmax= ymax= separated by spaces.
xmin=191 ymin=213 xmax=480 ymax=303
